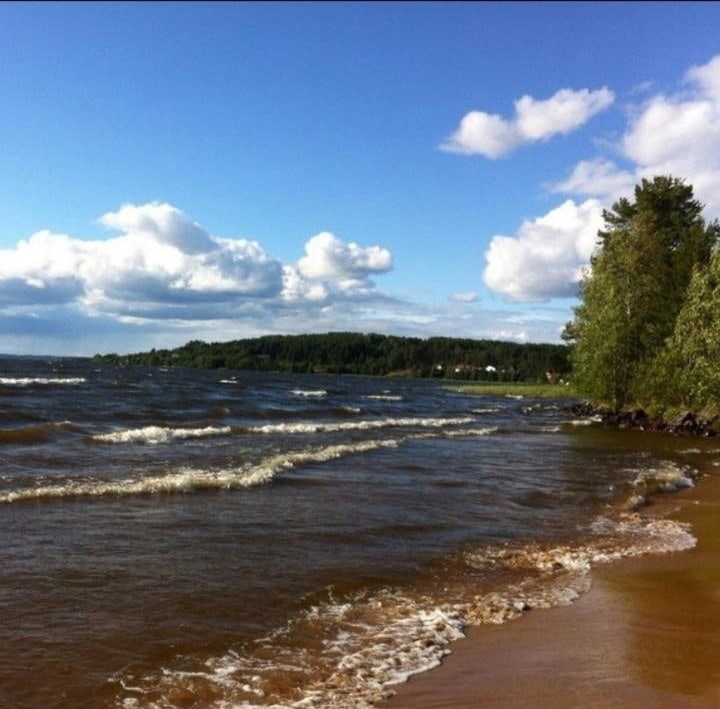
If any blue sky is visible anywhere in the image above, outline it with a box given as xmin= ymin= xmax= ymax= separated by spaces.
xmin=2 ymin=1 xmax=720 ymax=356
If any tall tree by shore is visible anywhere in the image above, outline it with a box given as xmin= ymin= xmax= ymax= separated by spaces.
xmin=567 ymin=176 xmax=720 ymax=411
xmin=658 ymin=246 xmax=720 ymax=411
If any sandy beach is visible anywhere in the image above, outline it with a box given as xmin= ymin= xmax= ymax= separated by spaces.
xmin=382 ymin=465 xmax=720 ymax=708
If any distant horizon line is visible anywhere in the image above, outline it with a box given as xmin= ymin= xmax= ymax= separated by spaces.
xmin=2 ymin=330 xmax=566 ymax=361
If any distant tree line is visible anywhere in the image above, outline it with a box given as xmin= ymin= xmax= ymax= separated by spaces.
xmin=94 ymin=332 xmax=569 ymax=382
xmin=566 ymin=175 xmax=720 ymax=414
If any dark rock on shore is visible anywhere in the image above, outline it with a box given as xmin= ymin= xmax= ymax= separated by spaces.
xmin=566 ymin=402 xmax=718 ymax=437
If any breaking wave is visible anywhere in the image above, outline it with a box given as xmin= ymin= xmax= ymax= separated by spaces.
xmin=93 ymin=425 xmax=233 ymax=444
xmin=92 ymin=417 xmax=489 ymax=445
xmin=1 ymin=426 xmax=500 ymax=505
xmin=292 ymin=389 xmax=328 ymax=398
xmin=0 ymin=376 xmax=86 ymax=386
xmin=0 ymin=439 xmax=401 ymax=504
xmin=114 ymin=508 xmax=695 ymax=709
xmin=624 ymin=460 xmax=697 ymax=510
xmin=252 ymin=416 xmax=475 ymax=435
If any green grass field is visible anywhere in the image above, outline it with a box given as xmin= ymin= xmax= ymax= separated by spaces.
xmin=448 ymin=382 xmax=577 ymax=398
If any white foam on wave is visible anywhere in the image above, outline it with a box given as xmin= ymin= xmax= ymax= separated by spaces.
xmin=0 ymin=438 xmax=400 ymax=504
xmin=589 ymin=513 xmax=697 ymax=555
xmin=467 ymin=512 xmax=696 ymax=578
xmin=4 ymin=422 xmax=498 ymax=505
xmin=625 ymin=460 xmax=697 ymax=510
xmin=0 ymin=376 xmax=86 ymax=386
xmin=564 ymin=416 xmax=603 ymax=426
xmin=292 ymin=389 xmax=328 ymax=398
xmin=115 ymin=585 xmax=466 ymax=709
xmin=678 ymin=447 xmax=720 ymax=456
xmin=439 ymin=426 xmax=499 ymax=438
xmin=253 ymin=416 xmax=474 ymax=435
xmin=93 ymin=425 xmax=232 ymax=445
xmin=112 ymin=499 xmax=698 ymax=709
xmin=521 ymin=404 xmax=562 ymax=413
xmin=365 ymin=394 xmax=403 ymax=402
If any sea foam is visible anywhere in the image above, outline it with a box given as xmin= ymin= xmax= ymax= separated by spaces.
xmin=291 ymin=389 xmax=328 ymax=398
xmin=114 ymin=505 xmax=696 ymax=709
xmin=93 ymin=425 xmax=232 ymax=444
xmin=0 ymin=377 xmax=86 ymax=386
xmin=252 ymin=416 xmax=475 ymax=435
xmin=624 ymin=460 xmax=697 ymax=509
xmin=0 ymin=438 xmax=400 ymax=504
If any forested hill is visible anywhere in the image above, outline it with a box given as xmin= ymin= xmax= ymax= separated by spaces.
xmin=93 ymin=333 xmax=569 ymax=382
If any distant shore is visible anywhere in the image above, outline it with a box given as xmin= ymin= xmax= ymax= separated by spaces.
xmin=381 ymin=463 xmax=720 ymax=708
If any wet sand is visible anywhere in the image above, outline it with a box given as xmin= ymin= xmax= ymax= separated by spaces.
xmin=382 ymin=468 xmax=720 ymax=708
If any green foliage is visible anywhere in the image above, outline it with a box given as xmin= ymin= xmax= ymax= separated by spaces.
xmin=660 ymin=248 xmax=720 ymax=411
xmin=569 ymin=175 xmax=719 ymax=410
xmin=93 ymin=332 xmax=569 ymax=382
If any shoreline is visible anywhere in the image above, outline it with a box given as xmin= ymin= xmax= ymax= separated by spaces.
xmin=381 ymin=464 xmax=720 ymax=708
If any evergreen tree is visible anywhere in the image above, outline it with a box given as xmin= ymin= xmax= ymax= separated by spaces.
xmin=569 ymin=176 xmax=719 ymax=409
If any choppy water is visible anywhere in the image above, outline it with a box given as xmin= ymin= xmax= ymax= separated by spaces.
xmin=0 ymin=356 xmax=714 ymax=708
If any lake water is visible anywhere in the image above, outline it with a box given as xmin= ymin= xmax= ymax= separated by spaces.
xmin=0 ymin=356 xmax=713 ymax=708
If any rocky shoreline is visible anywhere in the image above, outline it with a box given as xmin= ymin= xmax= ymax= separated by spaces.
xmin=568 ymin=401 xmax=718 ymax=437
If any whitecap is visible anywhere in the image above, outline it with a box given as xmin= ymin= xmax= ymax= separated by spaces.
xmin=563 ymin=416 xmax=603 ymax=426
xmin=93 ymin=425 xmax=232 ymax=445
xmin=0 ymin=438 xmax=400 ymax=504
xmin=631 ymin=460 xmax=696 ymax=493
xmin=291 ymin=389 xmax=328 ymax=398
xmin=252 ymin=416 xmax=474 ymax=435
xmin=110 ymin=505 xmax=697 ymax=708
xmin=0 ymin=377 xmax=86 ymax=386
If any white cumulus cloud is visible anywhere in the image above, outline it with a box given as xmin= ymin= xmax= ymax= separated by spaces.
xmin=505 ymin=53 xmax=720 ymax=307
xmin=99 ymin=202 xmax=215 ymax=254
xmin=620 ymin=56 xmax=720 ymax=216
xmin=297 ymin=232 xmax=392 ymax=280
xmin=554 ymin=54 xmax=720 ymax=219
xmin=483 ymin=199 xmax=604 ymax=301
xmin=0 ymin=204 xmax=394 ymax=326
xmin=285 ymin=231 xmax=393 ymax=299
xmin=441 ymin=87 xmax=614 ymax=158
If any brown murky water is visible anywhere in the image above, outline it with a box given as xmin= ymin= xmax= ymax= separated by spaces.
xmin=383 ymin=473 xmax=720 ymax=708
xmin=0 ymin=355 xmax=717 ymax=708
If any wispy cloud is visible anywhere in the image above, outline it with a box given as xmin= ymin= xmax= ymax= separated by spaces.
xmin=450 ymin=292 xmax=478 ymax=303
xmin=550 ymin=159 xmax=635 ymax=201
